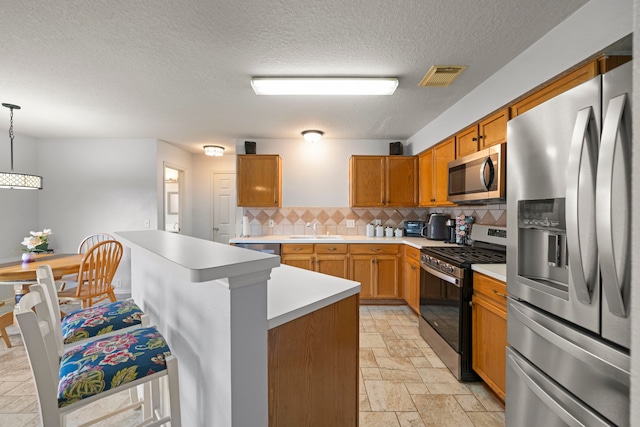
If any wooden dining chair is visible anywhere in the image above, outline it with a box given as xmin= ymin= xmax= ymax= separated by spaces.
xmin=0 ymin=301 xmax=11 ymax=348
xmin=15 ymin=285 xmax=181 ymax=427
xmin=57 ymin=240 xmax=123 ymax=308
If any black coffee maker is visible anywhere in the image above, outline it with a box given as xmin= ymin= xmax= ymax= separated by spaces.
xmin=445 ymin=219 xmax=457 ymax=243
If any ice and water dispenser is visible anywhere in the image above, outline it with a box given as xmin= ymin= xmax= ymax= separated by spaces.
xmin=517 ymin=199 xmax=569 ymax=292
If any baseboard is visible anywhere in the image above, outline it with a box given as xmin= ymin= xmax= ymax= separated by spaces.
xmin=114 ymin=289 xmax=132 ymax=300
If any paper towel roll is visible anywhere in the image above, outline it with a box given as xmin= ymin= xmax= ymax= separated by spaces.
xmin=242 ymin=216 xmax=250 ymax=237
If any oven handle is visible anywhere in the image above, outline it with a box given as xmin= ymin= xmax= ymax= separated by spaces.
xmin=420 ymin=263 xmax=461 ymax=287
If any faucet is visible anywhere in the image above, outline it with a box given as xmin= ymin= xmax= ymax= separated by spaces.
xmin=305 ymin=222 xmax=317 ymax=236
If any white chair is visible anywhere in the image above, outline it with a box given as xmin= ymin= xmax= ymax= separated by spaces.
xmin=36 ymin=264 xmax=149 ymax=357
xmin=15 ymin=285 xmax=181 ymax=427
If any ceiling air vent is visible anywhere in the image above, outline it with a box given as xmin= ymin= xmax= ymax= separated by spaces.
xmin=418 ymin=65 xmax=467 ymax=87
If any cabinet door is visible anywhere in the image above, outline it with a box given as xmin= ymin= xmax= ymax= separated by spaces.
xmin=350 ymin=255 xmax=374 ymax=299
xmin=433 ymin=138 xmax=456 ymax=206
xmin=479 ymin=109 xmax=508 ymax=149
xmin=472 ymin=295 xmax=507 ymax=400
xmin=237 ymin=155 xmax=282 ymax=207
xmin=281 ymin=254 xmax=314 ymax=271
xmin=316 ymin=254 xmax=349 ymax=279
xmin=386 ymin=156 xmax=418 ymax=206
xmin=375 ymin=255 xmax=399 ymax=299
xmin=456 ymin=125 xmax=479 ymax=157
xmin=404 ymin=259 xmax=420 ymax=313
xmin=350 ymin=156 xmax=385 ymax=207
xmin=418 ymin=149 xmax=434 ymax=206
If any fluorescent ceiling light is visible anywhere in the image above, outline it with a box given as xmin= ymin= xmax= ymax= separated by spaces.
xmin=251 ymin=77 xmax=399 ymax=95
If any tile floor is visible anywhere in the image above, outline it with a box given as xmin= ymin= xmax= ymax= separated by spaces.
xmin=0 ymin=305 xmax=504 ymax=426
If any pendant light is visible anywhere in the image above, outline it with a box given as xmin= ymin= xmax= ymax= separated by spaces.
xmin=1 ymin=103 xmax=43 ymax=190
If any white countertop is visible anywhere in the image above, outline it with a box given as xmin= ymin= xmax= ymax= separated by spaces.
xmin=471 ymin=264 xmax=506 ymax=282
xmin=116 ymin=230 xmax=281 ymax=282
xmin=267 ymin=264 xmax=360 ymax=329
xmin=230 ymin=235 xmax=452 ymax=249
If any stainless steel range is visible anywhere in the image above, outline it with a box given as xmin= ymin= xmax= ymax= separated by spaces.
xmin=419 ymin=224 xmax=506 ymax=381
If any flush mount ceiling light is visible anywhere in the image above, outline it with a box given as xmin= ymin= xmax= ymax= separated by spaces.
xmin=204 ymin=145 xmax=225 ymax=156
xmin=302 ymin=130 xmax=324 ymax=143
xmin=0 ymin=103 xmax=43 ymax=190
xmin=251 ymin=77 xmax=399 ymax=95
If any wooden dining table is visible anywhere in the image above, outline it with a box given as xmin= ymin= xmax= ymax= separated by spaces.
xmin=0 ymin=253 xmax=82 ymax=347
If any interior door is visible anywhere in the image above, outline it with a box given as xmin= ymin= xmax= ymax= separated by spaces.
xmin=212 ymin=173 xmax=236 ymax=244
xmin=164 ymin=165 xmax=183 ymax=233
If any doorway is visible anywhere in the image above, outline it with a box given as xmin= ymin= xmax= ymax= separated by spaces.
xmin=212 ymin=173 xmax=237 ymax=243
xmin=164 ymin=165 xmax=183 ymax=233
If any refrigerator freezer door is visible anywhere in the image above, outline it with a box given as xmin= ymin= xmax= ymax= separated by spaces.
xmin=506 ymin=76 xmax=601 ymax=333
xmin=507 ymin=299 xmax=630 ymax=427
xmin=506 ymin=347 xmax=614 ymax=427
xmin=599 ymin=61 xmax=632 ymax=349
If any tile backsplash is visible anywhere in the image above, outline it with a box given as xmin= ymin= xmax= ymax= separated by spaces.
xmin=243 ymin=204 xmax=506 ymax=236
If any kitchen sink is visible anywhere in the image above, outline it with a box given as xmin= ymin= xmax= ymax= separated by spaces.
xmin=287 ymin=235 xmax=344 ymax=240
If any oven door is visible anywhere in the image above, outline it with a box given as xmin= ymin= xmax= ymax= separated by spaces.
xmin=419 ymin=263 xmax=462 ymax=352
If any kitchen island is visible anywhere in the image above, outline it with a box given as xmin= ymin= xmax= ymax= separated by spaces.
xmin=115 ymin=230 xmax=360 ymax=427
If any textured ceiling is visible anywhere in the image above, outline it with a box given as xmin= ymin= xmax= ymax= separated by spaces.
xmin=0 ymin=0 xmax=588 ymax=154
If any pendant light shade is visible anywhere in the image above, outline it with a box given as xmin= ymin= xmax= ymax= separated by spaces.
xmin=1 ymin=103 xmax=43 ymax=190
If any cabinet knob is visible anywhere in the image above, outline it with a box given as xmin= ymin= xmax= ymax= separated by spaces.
xmin=472 ymin=137 xmax=478 ymax=141
xmin=478 ymin=135 xmax=484 ymax=139
xmin=371 ymin=248 xmax=381 ymax=252
xmin=469 ymin=301 xmax=474 ymax=307
xmin=328 ymin=247 xmax=336 ymax=252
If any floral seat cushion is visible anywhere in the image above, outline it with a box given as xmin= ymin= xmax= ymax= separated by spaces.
xmin=58 ymin=327 xmax=171 ymax=407
xmin=61 ymin=299 xmax=143 ymax=344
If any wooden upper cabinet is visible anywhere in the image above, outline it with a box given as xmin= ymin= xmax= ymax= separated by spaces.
xmin=456 ymin=125 xmax=479 ymax=158
xmin=510 ymin=61 xmax=598 ymax=117
xmin=350 ymin=156 xmax=417 ymax=207
xmin=386 ymin=156 xmax=418 ymax=206
xmin=237 ymin=155 xmax=282 ymax=207
xmin=456 ymin=108 xmax=508 ymax=158
xmin=418 ymin=149 xmax=434 ymax=206
xmin=433 ymin=138 xmax=456 ymax=206
xmin=418 ymin=139 xmax=455 ymax=207
xmin=479 ymin=109 xmax=508 ymax=149
xmin=349 ymin=156 xmax=385 ymax=207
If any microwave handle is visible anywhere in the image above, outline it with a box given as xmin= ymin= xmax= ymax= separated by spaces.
xmin=479 ymin=157 xmax=495 ymax=190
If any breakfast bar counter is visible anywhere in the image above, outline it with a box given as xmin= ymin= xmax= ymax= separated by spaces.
xmin=115 ymin=230 xmax=360 ymax=427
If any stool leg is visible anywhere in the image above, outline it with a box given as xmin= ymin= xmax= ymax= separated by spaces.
xmin=0 ymin=312 xmax=13 ymax=348
xmin=167 ymin=356 xmax=181 ymax=426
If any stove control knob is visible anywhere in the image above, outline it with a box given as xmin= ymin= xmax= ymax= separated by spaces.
xmin=447 ymin=266 xmax=455 ymax=274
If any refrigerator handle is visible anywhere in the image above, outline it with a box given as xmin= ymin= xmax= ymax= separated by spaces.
xmin=566 ymin=106 xmax=599 ymax=304
xmin=596 ymin=94 xmax=629 ymax=317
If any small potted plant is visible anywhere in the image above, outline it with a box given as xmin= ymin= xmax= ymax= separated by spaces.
xmin=21 ymin=228 xmax=53 ymax=262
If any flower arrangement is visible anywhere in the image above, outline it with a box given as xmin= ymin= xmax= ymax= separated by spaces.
xmin=21 ymin=228 xmax=53 ymax=253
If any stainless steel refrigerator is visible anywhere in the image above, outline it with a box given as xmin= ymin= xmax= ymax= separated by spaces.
xmin=506 ymin=60 xmax=632 ymax=426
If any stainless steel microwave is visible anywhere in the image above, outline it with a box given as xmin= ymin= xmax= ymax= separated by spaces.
xmin=447 ymin=143 xmax=506 ymax=203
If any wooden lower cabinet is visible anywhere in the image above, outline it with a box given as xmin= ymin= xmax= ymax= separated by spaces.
xmin=403 ymin=246 xmax=420 ymax=313
xmin=268 ymin=294 xmax=359 ymax=426
xmin=471 ymin=272 xmax=508 ymax=401
xmin=281 ymin=244 xmax=349 ymax=279
xmin=350 ymin=244 xmax=400 ymax=300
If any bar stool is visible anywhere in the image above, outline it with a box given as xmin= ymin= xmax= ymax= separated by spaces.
xmin=16 ymin=284 xmax=181 ymax=427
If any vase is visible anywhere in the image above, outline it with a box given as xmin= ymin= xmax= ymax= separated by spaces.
xmin=22 ymin=252 xmax=36 ymax=263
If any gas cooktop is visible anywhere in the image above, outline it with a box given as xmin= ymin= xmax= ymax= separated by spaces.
xmin=421 ymin=245 xmax=506 ymax=267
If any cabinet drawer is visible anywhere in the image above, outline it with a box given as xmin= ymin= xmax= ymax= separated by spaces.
xmin=315 ymin=244 xmax=348 ymax=254
xmin=404 ymin=245 xmax=420 ymax=262
xmin=349 ymin=244 xmax=398 ymax=255
xmin=473 ymin=272 xmax=508 ymax=309
xmin=281 ymin=244 xmax=314 ymax=254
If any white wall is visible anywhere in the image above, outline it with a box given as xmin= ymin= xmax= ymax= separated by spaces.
xmin=234 ymin=138 xmax=400 ymax=207
xmin=408 ymin=0 xmax=633 ymax=152
xmin=37 ymin=138 xmax=158 ymax=293
xmin=0 ymin=132 xmax=40 ymax=300
xmin=156 ymin=140 xmax=194 ymax=237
